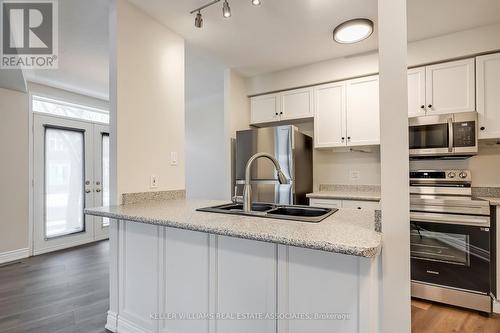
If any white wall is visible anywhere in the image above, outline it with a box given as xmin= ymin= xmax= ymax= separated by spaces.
xmin=246 ymin=23 xmax=500 ymax=188
xmin=185 ymin=44 xmax=227 ymax=200
xmin=246 ymin=23 xmax=500 ymax=95
xmin=410 ymin=143 xmax=500 ymax=187
xmin=0 ymin=88 xmax=29 ymax=254
xmin=314 ymin=149 xmax=381 ymax=189
xmin=115 ymin=0 xmax=185 ymax=199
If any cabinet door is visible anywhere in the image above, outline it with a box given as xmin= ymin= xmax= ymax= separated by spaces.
xmin=313 ymin=82 xmax=346 ymax=148
xmin=425 ymin=58 xmax=475 ymax=114
xmin=477 ymin=53 xmax=500 ymax=139
xmin=309 ymin=198 xmax=343 ymax=209
xmin=345 ymin=75 xmax=380 ymax=146
xmin=251 ymin=93 xmax=280 ymax=124
xmin=280 ymin=87 xmax=314 ymax=121
xmin=217 ymin=236 xmax=277 ymax=333
xmin=341 ymin=200 xmax=380 ymax=210
xmin=407 ymin=67 xmax=426 ymax=117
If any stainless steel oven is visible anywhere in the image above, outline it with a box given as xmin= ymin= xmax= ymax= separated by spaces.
xmin=409 ymin=112 xmax=478 ymax=158
xmin=409 ymin=170 xmax=495 ymax=313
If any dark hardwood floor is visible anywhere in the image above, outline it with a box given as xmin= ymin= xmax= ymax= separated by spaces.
xmin=412 ymin=298 xmax=500 ymax=333
xmin=0 ymin=241 xmax=110 ymax=333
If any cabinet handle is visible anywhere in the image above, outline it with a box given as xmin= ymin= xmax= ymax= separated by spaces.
xmin=279 ymin=111 xmax=283 ymax=115
xmin=341 ymin=137 xmax=345 ymax=140
xmin=420 ymin=105 xmax=425 ymax=109
xmin=357 ymin=207 xmax=362 ymax=210
xmin=480 ymin=126 xmax=485 ymax=131
xmin=347 ymin=136 xmax=351 ymax=140
xmin=428 ymin=104 xmax=433 ymax=109
xmin=275 ymin=112 xmax=278 ymax=116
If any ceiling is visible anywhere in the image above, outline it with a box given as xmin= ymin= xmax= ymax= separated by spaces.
xmin=23 ymin=0 xmax=110 ymax=100
xmin=129 ymin=0 xmax=500 ymax=77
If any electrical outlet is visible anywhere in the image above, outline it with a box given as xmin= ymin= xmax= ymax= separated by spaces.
xmin=170 ymin=152 xmax=178 ymax=166
xmin=349 ymin=170 xmax=361 ymax=181
xmin=150 ymin=175 xmax=159 ymax=188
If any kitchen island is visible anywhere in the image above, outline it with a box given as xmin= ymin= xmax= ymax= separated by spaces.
xmin=85 ymin=199 xmax=382 ymax=333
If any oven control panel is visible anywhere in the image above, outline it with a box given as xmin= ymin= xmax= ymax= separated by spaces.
xmin=410 ymin=169 xmax=471 ymax=182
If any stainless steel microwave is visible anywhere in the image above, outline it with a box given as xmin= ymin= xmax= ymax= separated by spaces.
xmin=409 ymin=112 xmax=478 ymax=158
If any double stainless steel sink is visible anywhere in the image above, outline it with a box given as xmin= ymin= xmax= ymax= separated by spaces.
xmin=197 ymin=202 xmax=337 ymax=223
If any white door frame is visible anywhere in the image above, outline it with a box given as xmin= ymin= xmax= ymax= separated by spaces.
xmin=29 ymin=98 xmax=110 ymax=255
xmin=93 ymin=124 xmax=110 ymax=241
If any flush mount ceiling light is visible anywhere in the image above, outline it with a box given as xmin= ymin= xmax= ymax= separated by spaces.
xmin=333 ymin=18 xmax=374 ymax=44
xmin=190 ymin=0 xmax=262 ymax=28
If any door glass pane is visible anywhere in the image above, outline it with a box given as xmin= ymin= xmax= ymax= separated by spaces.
xmin=33 ymin=95 xmax=109 ymax=124
xmin=409 ymin=123 xmax=449 ymax=149
xmin=45 ymin=128 xmax=85 ymax=238
xmin=102 ymin=133 xmax=110 ymax=227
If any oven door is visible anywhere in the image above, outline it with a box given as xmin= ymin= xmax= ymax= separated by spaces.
xmin=410 ymin=214 xmax=490 ymax=294
xmin=409 ymin=115 xmax=453 ymax=156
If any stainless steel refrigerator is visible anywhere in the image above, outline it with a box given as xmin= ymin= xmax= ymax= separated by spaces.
xmin=233 ymin=125 xmax=312 ymax=205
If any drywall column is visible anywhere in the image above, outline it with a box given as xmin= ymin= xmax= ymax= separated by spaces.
xmin=107 ymin=0 xmax=118 ymax=331
xmin=378 ymin=0 xmax=411 ymax=332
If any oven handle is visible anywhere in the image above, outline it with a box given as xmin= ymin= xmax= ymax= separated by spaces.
xmin=448 ymin=117 xmax=454 ymax=153
xmin=410 ymin=212 xmax=490 ymax=227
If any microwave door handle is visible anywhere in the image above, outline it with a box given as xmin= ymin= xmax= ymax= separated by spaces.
xmin=447 ymin=117 xmax=453 ymax=153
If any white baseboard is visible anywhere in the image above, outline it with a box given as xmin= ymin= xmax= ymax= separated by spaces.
xmin=493 ymin=299 xmax=500 ymax=314
xmin=116 ymin=316 xmax=148 ymax=333
xmin=33 ymin=238 xmax=100 ymax=256
xmin=0 ymin=248 xmax=30 ymax=265
xmin=105 ymin=311 xmax=118 ymax=332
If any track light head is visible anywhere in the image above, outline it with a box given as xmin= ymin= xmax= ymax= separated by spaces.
xmin=251 ymin=0 xmax=261 ymax=5
xmin=222 ymin=0 xmax=231 ymax=18
xmin=195 ymin=11 xmax=203 ymax=28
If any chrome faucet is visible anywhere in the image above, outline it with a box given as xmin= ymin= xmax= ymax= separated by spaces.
xmin=243 ymin=152 xmax=289 ymax=212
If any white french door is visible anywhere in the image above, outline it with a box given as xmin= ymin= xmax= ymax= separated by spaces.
xmin=33 ymin=114 xmax=110 ymax=255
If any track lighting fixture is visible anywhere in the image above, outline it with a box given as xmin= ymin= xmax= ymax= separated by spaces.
xmin=190 ymin=0 xmax=261 ymax=28
xmin=222 ymin=0 xmax=231 ymax=18
xmin=195 ymin=11 xmax=203 ymax=28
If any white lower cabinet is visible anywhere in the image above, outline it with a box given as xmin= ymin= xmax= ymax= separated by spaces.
xmin=310 ymin=198 xmax=380 ymax=210
xmin=113 ymin=221 xmax=380 ymax=333
xmin=217 ymin=236 xmax=277 ymax=333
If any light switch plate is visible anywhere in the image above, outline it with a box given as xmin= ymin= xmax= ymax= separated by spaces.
xmin=170 ymin=152 xmax=178 ymax=166
xmin=150 ymin=175 xmax=159 ymax=188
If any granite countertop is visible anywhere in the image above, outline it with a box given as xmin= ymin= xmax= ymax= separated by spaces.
xmin=307 ymin=184 xmax=381 ymax=201
xmin=85 ymin=199 xmax=382 ymax=258
xmin=477 ymin=197 xmax=500 ymax=206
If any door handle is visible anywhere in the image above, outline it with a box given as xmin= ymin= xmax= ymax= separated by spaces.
xmin=447 ymin=118 xmax=453 ymax=153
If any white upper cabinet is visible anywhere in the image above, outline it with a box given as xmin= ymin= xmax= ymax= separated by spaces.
xmin=250 ymin=93 xmax=280 ymax=124
xmin=476 ymin=53 xmax=500 ymax=139
xmin=345 ymin=75 xmax=380 ymax=146
xmin=250 ymin=88 xmax=313 ymax=125
xmin=314 ymin=82 xmax=346 ymax=148
xmin=280 ymin=87 xmax=314 ymax=121
xmin=407 ymin=67 xmax=426 ymax=117
xmin=425 ymin=58 xmax=475 ymax=115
